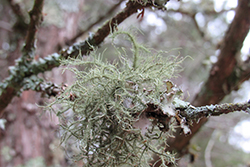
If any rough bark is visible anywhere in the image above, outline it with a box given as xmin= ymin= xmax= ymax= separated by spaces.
xmin=152 ymin=0 xmax=250 ymax=166
xmin=0 ymin=1 xmax=149 ymax=114
xmin=0 ymin=0 xmax=249 ymax=166
xmin=0 ymin=0 xmax=85 ymax=166
xmin=0 ymin=91 xmax=56 ymax=166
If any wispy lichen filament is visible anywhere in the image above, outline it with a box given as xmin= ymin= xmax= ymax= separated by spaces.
xmin=47 ymin=32 xmax=183 ymax=166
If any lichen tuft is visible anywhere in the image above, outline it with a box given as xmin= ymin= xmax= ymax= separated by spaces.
xmin=47 ymin=32 xmax=184 ymax=166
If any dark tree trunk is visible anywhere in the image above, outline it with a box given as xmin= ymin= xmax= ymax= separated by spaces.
xmin=0 ymin=1 xmax=84 ymax=166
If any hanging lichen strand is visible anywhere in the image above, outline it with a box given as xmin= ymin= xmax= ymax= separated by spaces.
xmin=48 ymin=32 xmax=184 ymax=166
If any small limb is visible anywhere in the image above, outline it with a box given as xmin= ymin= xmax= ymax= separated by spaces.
xmin=178 ymin=100 xmax=250 ymax=121
xmin=22 ymin=0 xmax=44 ymax=60
xmin=204 ymin=130 xmax=218 ymax=167
xmin=63 ymin=0 xmax=124 ymax=47
xmin=60 ymin=1 xmax=149 ymax=58
xmin=22 ymin=78 xmax=62 ymax=98
xmin=137 ymin=8 xmax=145 ymax=21
xmin=7 ymin=0 xmax=29 ymax=33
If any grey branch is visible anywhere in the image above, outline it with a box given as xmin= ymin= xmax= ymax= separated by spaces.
xmin=177 ymin=100 xmax=250 ymax=121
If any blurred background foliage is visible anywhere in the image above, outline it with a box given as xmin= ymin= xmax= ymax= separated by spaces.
xmin=0 ymin=0 xmax=249 ymax=166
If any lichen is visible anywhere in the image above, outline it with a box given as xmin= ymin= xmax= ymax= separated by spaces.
xmin=46 ymin=32 xmax=184 ymax=166
xmin=0 ymin=53 xmax=61 ymax=96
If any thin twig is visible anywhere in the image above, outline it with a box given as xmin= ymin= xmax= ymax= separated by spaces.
xmin=168 ymin=9 xmax=205 ymax=38
xmin=7 ymin=0 xmax=28 ymax=33
xmin=0 ymin=0 xmax=45 ymax=116
xmin=60 ymin=1 xmax=151 ymax=58
xmin=64 ymin=0 xmax=124 ymax=47
xmin=0 ymin=0 xmax=154 ymax=115
xmin=156 ymin=1 xmax=250 ymax=165
xmin=178 ymin=101 xmax=250 ymax=121
xmin=22 ymin=0 xmax=44 ymax=60
xmin=167 ymin=7 xmax=235 ymax=39
xmin=204 ymin=130 xmax=217 ymax=167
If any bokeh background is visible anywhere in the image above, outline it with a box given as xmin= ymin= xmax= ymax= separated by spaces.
xmin=0 ymin=0 xmax=249 ymax=166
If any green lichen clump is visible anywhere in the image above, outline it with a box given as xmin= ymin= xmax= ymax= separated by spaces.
xmin=48 ymin=32 xmax=183 ymax=166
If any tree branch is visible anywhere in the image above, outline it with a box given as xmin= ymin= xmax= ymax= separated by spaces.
xmin=60 ymin=1 xmax=149 ymax=58
xmin=0 ymin=0 xmax=44 ymax=116
xmin=168 ymin=9 xmax=205 ymax=38
xmin=7 ymin=0 xmax=29 ymax=33
xmin=62 ymin=0 xmax=124 ymax=47
xmin=193 ymin=0 xmax=250 ymax=106
xmin=167 ymin=7 xmax=236 ymax=39
xmin=0 ymin=53 xmax=60 ymax=116
xmin=178 ymin=100 xmax=250 ymax=120
xmin=0 ymin=1 xmax=156 ymax=116
xmin=142 ymin=100 xmax=250 ymax=135
xmin=151 ymin=0 xmax=250 ymax=165
xmin=22 ymin=0 xmax=44 ymax=60
xmin=27 ymin=81 xmax=62 ymax=98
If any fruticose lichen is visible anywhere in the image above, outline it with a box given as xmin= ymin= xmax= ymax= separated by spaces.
xmin=47 ymin=32 xmax=184 ymax=166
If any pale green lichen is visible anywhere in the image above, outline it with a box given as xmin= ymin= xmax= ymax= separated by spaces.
xmin=0 ymin=53 xmax=61 ymax=96
xmin=47 ymin=32 xmax=184 ymax=166
xmin=173 ymin=98 xmax=190 ymax=109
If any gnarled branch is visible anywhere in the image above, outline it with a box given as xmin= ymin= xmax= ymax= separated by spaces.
xmin=0 ymin=1 xmax=158 ymax=115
